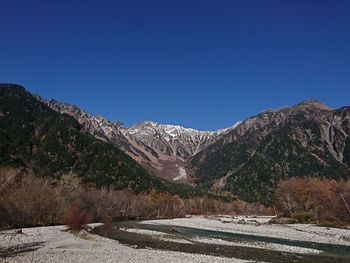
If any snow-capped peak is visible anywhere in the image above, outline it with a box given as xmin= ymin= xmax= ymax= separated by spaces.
xmin=124 ymin=120 xmax=240 ymax=157
xmin=126 ymin=120 xmax=240 ymax=138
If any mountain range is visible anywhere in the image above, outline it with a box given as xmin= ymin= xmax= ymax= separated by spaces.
xmin=1 ymin=84 xmax=349 ymax=204
xmin=36 ymin=95 xmax=240 ymax=183
xmin=0 ymin=84 xmax=190 ymax=196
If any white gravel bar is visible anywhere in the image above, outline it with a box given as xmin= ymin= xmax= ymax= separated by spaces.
xmin=141 ymin=216 xmax=350 ymax=246
xmin=123 ymin=226 xmax=321 ymax=254
xmin=189 ymin=237 xmax=321 ymax=254
xmin=0 ymin=224 xmax=259 ymax=263
xmin=121 ymin=227 xmax=193 ymax=244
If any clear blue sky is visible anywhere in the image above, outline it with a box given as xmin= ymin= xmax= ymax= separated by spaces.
xmin=1 ymin=0 xmax=349 ymax=130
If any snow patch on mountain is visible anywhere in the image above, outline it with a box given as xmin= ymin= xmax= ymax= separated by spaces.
xmin=173 ymin=165 xmax=187 ymax=181
xmin=124 ymin=120 xmax=241 ymax=158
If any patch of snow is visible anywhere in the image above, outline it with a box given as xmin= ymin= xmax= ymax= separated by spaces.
xmin=173 ymin=166 xmax=187 ymax=181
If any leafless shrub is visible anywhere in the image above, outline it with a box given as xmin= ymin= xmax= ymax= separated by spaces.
xmin=102 ymin=215 xmax=113 ymax=237
xmin=63 ymin=202 xmax=91 ymax=230
xmin=0 ymin=171 xmax=65 ymax=228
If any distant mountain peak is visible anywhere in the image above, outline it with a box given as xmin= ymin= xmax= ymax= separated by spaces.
xmin=297 ymin=99 xmax=332 ymax=110
xmin=139 ymin=120 xmax=158 ymax=125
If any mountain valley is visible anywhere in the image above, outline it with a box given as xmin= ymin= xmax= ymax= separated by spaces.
xmin=1 ymin=84 xmax=349 ymax=204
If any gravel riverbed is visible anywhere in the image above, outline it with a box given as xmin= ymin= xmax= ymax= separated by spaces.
xmin=0 ymin=222 xmax=258 ymax=263
xmin=1 ymin=216 xmax=350 ymax=263
xmin=142 ymin=216 xmax=350 ymax=246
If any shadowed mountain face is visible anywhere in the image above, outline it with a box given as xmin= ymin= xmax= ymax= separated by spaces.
xmin=0 ymin=84 xmax=171 ymax=193
xmin=189 ymin=100 xmax=350 ymax=204
xmin=4 ymin=84 xmax=349 ymax=204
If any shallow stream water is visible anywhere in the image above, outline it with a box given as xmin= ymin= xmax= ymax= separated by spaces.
xmin=93 ymin=220 xmax=350 ymax=263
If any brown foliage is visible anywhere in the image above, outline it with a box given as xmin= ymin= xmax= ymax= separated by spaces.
xmin=63 ymin=202 xmax=91 ymax=230
xmin=274 ymin=177 xmax=350 ymax=224
xmin=0 ymin=169 xmax=66 ymax=228
xmin=1 ymin=171 xmax=274 ymax=229
xmin=102 ymin=215 xmax=113 ymax=237
xmin=182 ymin=195 xmax=273 ymax=216
xmin=149 ymin=190 xmax=185 ymax=218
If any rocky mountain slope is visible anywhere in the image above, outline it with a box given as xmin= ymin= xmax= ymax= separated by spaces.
xmin=32 ymin=87 xmax=350 ymax=205
xmin=0 ymin=84 xmax=176 ymax=194
xmin=123 ymin=121 xmax=239 ymax=182
xmin=189 ymin=100 xmax=350 ymax=204
xmin=125 ymin=121 xmax=236 ymax=159
xmin=37 ymin=96 xmax=239 ymax=182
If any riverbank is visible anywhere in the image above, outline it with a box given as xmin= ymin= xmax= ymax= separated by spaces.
xmin=0 ymin=222 xmax=255 ymax=263
xmin=97 ymin=215 xmax=350 ymax=262
xmin=1 ymin=216 xmax=350 ymax=263
xmin=142 ymin=215 xmax=350 ymax=246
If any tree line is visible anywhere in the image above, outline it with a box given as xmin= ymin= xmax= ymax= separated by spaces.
xmin=2 ymin=167 xmax=349 ymax=229
xmin=0 ymin=167 xmax=271 ymax=229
